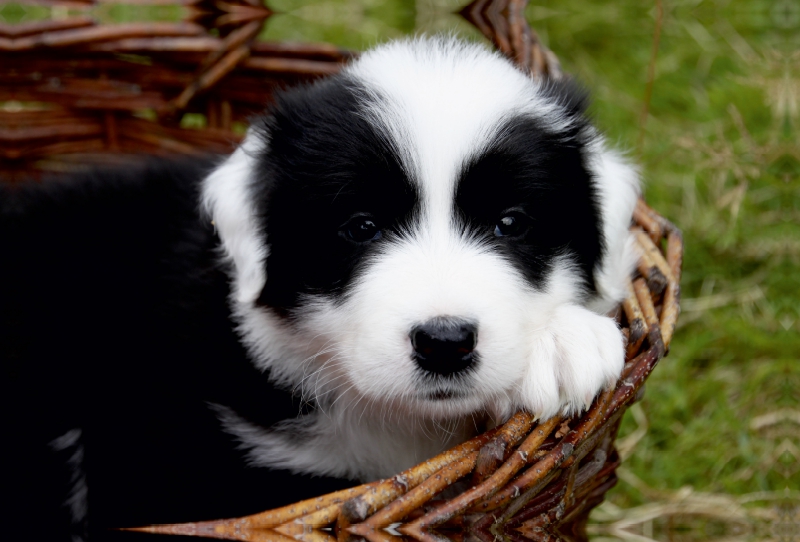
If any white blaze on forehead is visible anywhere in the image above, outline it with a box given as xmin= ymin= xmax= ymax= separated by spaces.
xmin=345 ymin=38 xmax=568 ymax=228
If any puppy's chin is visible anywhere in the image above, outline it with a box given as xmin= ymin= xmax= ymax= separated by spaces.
xmin=406 ymin=390 xmax=489 ymax=420
xmin=412 ymin=388 xmax=522 ymax=423
xmin=414 ymin=382 xmax=524 ymax=424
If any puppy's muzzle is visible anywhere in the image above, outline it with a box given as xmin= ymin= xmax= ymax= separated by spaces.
xmin=410 ymin=317 xmax=477 ymax=377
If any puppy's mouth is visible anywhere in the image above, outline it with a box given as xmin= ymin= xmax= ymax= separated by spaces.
xmin=421 ymin=387 xmax=471 ymax=401
xmin=427 ymin=390 xmax=458 ymax=400
xmin=416 ymin=373 xmax=476 ymax=402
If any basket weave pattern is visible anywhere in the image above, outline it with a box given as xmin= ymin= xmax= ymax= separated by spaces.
xmin=3 ymin=1 xmax=682 ymax=539
xmin=1 ymin=0 xmax=352 ymax=179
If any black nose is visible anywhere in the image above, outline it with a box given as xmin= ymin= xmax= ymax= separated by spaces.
xmin=410 ymin=317 xmax=478 ymax=376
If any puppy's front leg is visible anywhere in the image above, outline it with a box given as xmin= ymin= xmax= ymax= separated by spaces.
xmin=521 ymin=305 xmax=625 ymax=420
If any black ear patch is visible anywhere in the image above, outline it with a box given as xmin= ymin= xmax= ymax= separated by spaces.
xmin=538 ymin=78 xmax=590 ymax=120
xmin=249 ymin=76 xmax=419 ymax=314
xmin=455 ymin=113 xmax=604 ymax=294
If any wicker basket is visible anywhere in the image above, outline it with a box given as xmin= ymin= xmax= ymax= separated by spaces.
xmin=1 ymin=0 xmax=353 ymax=179
xmin=2 ymin=1 xmax=682 ymax=540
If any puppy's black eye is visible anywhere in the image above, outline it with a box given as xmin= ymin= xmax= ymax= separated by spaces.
xmin=340 ymin=215 xmax=382 ymax=243
xmin=494 ymin=211 xmax=530 ymax=238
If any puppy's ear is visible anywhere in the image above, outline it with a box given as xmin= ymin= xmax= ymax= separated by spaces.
xmin=586 ymin=147 xmax=640 ymax=315
xmin=538 ymin=78 xmax=590 ymax=119
xmin=202 ymin=131 xmax=268 ymax=304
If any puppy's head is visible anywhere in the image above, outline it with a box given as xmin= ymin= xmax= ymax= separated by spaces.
xmin=204 ymin=38 xmax=639 ymax=422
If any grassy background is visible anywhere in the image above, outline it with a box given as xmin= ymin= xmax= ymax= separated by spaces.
xmin=4 ymin=0 xmax=796 ymax=538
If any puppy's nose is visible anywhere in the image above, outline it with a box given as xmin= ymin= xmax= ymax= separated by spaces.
xmin=410 ymin=317 xmax=477 ymax=376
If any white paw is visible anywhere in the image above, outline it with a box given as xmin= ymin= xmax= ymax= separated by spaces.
xmin=520 ymin=305 xmax=624 ymax=419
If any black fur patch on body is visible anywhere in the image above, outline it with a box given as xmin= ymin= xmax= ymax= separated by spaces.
xmin=2 ymin=161 xmax=352 ymax=541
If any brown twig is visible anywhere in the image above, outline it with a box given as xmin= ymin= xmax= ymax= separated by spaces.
xmin=477 ymin=388 xmax=614 ymax=517
xmin=622 ymin=279 xmax=648 ymax=358
xmin=0 ymin=17 xmax=94 ymax=38
xmin=351 ymin=450 xmax=480 ymax=533
xmin=171 ymin=44 xmax=251 ymax=111
xmin=473 ymin=411 xmax=536 ymax=483
xmin=3 ymin=22 xmax=205 ymax=51
xmin=635 ymin=229 xmax=675 ymax=284
xmin=633 ymin=277 xmax=659 ymax=331
xmin=242 ymin=57 xmax=345 ymax=75
xmin=660 ymin=231 xmax=683 ymax=348
xmin=396 ymin=416 xmax=561 ymax=530
xmin=338 ymin=422 xmax=504 ymax=526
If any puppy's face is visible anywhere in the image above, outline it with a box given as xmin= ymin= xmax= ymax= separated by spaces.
xmin=206 ymin=40 xmax=637 ymax=422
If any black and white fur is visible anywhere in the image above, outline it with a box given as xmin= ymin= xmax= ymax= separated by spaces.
xmin=2 ymin=37 xmax=638 ymax=539
xmin=207 ymin=38 xmax=639 ymax=480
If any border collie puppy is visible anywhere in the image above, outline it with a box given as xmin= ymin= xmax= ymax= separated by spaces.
xmin=3 ymin=37 xmax=638 ymax=539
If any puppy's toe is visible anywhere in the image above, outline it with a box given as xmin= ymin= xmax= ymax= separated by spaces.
xmin=549 ymin=305 xmax=625 ymax=416
xmin=519 ymin=331 xmax=561 ymax=420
